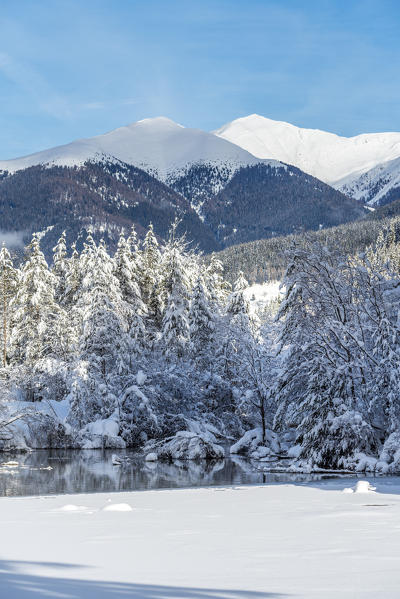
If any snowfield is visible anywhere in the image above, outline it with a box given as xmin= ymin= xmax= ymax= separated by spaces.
xmin=1 ymin=482 xmax=400 ymax=598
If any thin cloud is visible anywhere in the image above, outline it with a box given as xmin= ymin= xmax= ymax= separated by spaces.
xmin=79 ymin=98 xmax=143 ymax=111
xmin=0 ymin=52 xmax=72 ymax=120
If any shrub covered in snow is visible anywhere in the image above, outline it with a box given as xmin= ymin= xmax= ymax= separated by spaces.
xmin=146 ymin=431 xmax=225 ymax=461
xmin=230 ymin=428 xmax=280 ymax=459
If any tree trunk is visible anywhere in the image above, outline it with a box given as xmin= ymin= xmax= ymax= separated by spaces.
xmin=260 ymin=397 xmax=266 ymax=445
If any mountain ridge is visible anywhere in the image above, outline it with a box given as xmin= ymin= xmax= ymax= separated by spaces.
xmin=4 ymin=114 xmax=400 ymax=209
xmin=0 ymin=116 xmax=266 ymax=182
xmin=215 ymin=114 xmax=400 ymax=187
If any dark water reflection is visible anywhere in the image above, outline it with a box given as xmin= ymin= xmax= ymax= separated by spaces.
xmin=0 ymin=449 xmax=349 ymax=497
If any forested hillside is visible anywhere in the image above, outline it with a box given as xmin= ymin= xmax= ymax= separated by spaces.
xmin=0 ymin=160 xmax=220 ymax=257
xmin=203 ymin=163 xmax=366 ymax=247
xmin=0 ymin=158 xmax=366 ymax=260
xmin=217 ymin=214 xmax=394 ymax=284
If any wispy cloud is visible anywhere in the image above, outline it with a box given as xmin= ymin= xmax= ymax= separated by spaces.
xmin=81 ymin=101 xmax=106 ymax=111
xmin=80 ymin=98 xmax=143 ymax=111
xmin=0 ymin=52 xmax=72 ymax=119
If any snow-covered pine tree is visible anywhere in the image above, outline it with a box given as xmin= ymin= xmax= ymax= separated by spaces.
xmin=127 ymin=224 xmax=145 ymax=296
xmin=161 ymin=224 xmax=192 ymax=359
xmin=9 ymin=235 xmax=63 ymax=366
xmin=140 ymin=223 xmax=160 ymax=303
xmin=79 ymin=238 xmax=128 ymax=379
xmin=205 ymin=253 xmax=231 ymax=310
xmin=189 ymin=276 xmax=214 ymax=361
xmin=226 ymin=271 xmax=249 ymax=317
xmin=63 ymin=240 xmax=82 ymax=311
xmin=139 ymin=223 xmax=164 ymax=331
xmin=114 ymin=232 xmax=147 ymax=355
xmin=52 ymin=231 xmax=68 ymax=304
xmin=0 ymin=246 xmax=18 ymax=367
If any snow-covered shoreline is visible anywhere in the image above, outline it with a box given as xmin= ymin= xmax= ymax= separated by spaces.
xmin=2 ymin=482 xmax=400 ymax=598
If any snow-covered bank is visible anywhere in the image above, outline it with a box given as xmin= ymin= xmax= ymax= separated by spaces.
xmin=1 ymin=483 xmax=400 ymax=598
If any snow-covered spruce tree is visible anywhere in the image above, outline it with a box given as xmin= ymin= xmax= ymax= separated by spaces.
xmin=205 ymin=253 xmax=231 ymax=310
xmin=9 ymin=235 xmax=64 ymax=367
xmin=52 ymin=231 xmax=68 ymax=304
xmin=226 ymin=271 xmax=249 ymax=318
xmin=0 ymin=247 xmax=18 ymax=367
xmin=79 ymin=239 xmax=128 ymax=376
xmin=160 ymin=222 xmax=193 ymax=359
xmin=138 ymin=224 xmax=164 ymax=331
xmin=140 ymin=223 xmax=161 ymax=303
xmin=161 ymin=255 xmax=190 ymax=359
xmin=126 ymin=225 xmax=146 ymax=299
xmin=189 ymin=276 xmax=214 ymax=363
xmin=63 ymin=241 xmax=81 ymax=308
xmin=69 ymin=239 xmax=128 ymax=424
xmin=273 ymin=244 xmax=315 ymax=432
xmin=114 ymin=232 xmax=147 ymax=354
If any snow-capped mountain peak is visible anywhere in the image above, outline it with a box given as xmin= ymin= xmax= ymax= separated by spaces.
xmin=0 ymin=116 xmax=263 ymax=181
xmin=214 ymin=114 xmax=400 ymax=186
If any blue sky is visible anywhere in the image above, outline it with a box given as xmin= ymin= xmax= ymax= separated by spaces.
xmin=1 ymin=0 xmax=400 ymax=158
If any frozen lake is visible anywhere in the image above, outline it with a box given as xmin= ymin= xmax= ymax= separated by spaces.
xmin=0 ymin=449 xmax=359 ymax=497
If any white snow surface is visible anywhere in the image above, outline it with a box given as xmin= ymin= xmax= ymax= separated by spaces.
xmin=245 ymin=280 xmax=283 ymax=313
xmin=1 ymin=483 xmax=400 ymax=598
xmin=215 ymin=114 xmax=400 ymax=186
xmin=0 ymin=117 xmax=264 ymax=181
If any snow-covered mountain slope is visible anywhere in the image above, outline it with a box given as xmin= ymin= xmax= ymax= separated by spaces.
xmin=214 ymin=114 xmax=400 ymax=186
xmin=0 ymin=117 xmax=263 ymax=181
xmin=336 ymin=155 xmax=400 ymax=206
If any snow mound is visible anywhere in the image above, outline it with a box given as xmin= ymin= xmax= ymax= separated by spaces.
xmin=230 ymin=428 xmax=280 ymax=459
xmin=57 ymin=504 xmax=90 ymax=512
xmin=102 ymin=503 xmax=133 ymax=512
xmin=147 ymin=431 xmax=225 ymax=461
xmin=343 ymin=481 xmax=377 ymax=494
xmin=145 ymin=453 xmax=158 ymax=462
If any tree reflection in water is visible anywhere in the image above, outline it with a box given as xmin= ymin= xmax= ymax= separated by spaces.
xmin=0 ymin=449 xmax=343 ymax=497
